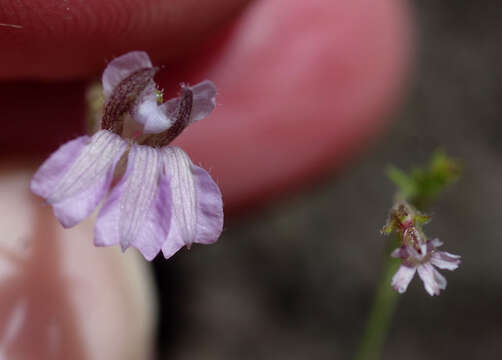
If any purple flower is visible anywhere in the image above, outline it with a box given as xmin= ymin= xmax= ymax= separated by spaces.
xmin=391 ymin=238 xmax=461 ymax=296
xmin=383 ymin=201 xmax=460 ymax=295
xmin=31 ymin=51 xmax=223 ymax=260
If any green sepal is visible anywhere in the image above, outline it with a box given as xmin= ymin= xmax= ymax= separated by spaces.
xmin=413 ymin=212 xmax=431 ymax=225
xmin=386 ymin=150 xmax=461 ymax=209
xmin=381 ymin=221 xmax=396 ymax=235
xmin=386 ymin=166 xmax=417 ymax=200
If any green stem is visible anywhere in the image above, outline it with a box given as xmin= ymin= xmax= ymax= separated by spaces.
xmin=354 ymin=235 xmax=400 ymax=360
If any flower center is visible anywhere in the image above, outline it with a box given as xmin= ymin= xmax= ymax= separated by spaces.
xmin=141 ymin=86 xmax=194 ymax=147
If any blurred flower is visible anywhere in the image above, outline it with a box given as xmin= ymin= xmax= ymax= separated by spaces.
xmin=383 ymin=201 xmax=460 ymax=296
xmin=391 ymin=238 xmax=461 ymax=296
xmin=31 ymin=51 xmax=223 ymax=260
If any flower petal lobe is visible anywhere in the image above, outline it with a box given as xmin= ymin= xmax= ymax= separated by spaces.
xmin=391 ymin=264 xmax=416 ymax=294
xmin=95 ymin=145 xmax=170 ymax=260
xmin=417 ymin=262 xmax=447 ymax=296
xmin=161 ymin=147 xmax=223 ymax=259
xmin=102 ymin=51 xmax=152 ymax=99
xmin=31 ymin=130 xmax=127 ymax=227
xmin=430 ymin=251 xmax=461 ymax=271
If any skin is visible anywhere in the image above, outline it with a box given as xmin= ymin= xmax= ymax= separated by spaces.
xmin=0 ymin=0 xmax=411 ymax=358
xmin=0 ymin=0 xmax=251 ymax=79
xmin=0 ymin=0 xmax=411 ymax=210
xmin=0 ymin=165 xmax=156 ymax=359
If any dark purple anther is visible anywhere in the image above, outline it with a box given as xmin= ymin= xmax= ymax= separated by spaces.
xmin=101 ymin=68 xmax=157 ymax=134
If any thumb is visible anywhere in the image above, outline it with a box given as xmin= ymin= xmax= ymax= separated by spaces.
xmin=0 ymin=163 xmax=156 ymax=360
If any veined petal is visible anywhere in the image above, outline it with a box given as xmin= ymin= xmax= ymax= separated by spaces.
xmin=188 ymin=80 xmax=217 ymax=122
xmin=427 ymin=238 xmax=444 ymax=251
xmin=430 ymin=251 xmax=461 ymax=270
xmin=95 ymin=145 xmax=169 ymax=260
xmin=102 ymin=51 xmax=153 ymax=99
xmin=391 ymin=264 xmax=416 ymax=294
xmin=417 ymin=262 xmax=447 ymax=296
xmin=161 ymin=147 xmax=223 ymax=259
xmin=133 ymin=84 xmax=175 ymax=134
xmin=31 ymin=130 xmax=128 ymax=228
xmin=160 ymin=80 xmax=217 ymax=125
xmin=31 ymin=136 xmax=90 ymax=199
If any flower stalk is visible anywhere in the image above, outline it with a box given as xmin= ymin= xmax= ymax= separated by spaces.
xmin=354 ymin=237 xmax=400 ymax=360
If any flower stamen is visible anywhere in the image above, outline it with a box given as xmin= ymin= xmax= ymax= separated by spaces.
xmin=102 ymin=68 xmax=157 ymax=134
xmin=142 ymin=86 xmax=194 ymax=147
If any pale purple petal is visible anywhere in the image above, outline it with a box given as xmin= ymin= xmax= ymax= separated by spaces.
xmin=390 ymin=248 xmax=401 ymax=258
xmin=102 ymin=51 xmax=153 ymax=99
xmin=161 ymin=235 xmax=185 ymax=260
xmin=430 ymin=251 xmax=461 ymax=270
xmin=95 ymin=145 xmax=170 ymax=260
xmin=159 ymin=80 xmax=217 ymax=125
xmin=429 ymin=238 xmax=443 ymax=248
xmin=189 ymin=80 xmax=217 ymax=122
xmin=161 ymin=147 xmax=223 ymax=259
xmin=133 ymin=84 xmax=175 ymax=134
xmin=190 ymin=160 xmax=224 ymax=244
xmin=417 ymin=262 xmax=447 ymax=296
xmin=31 ymin=135 xmax=90 ymax=199
xmin=391 ymin=264 xmax=416 ymax=294
xmin=391 ymin=246 xmax=409 ymax=259
xmin=94 ymin=174 xmax=125 ymax=247
xmin=31 ymin=130 xmax=128 ymax=228
xmin=159 ymin=97 xmax=178 ymax=120
xmin=428 ymin=238 xmax=443 ymax=250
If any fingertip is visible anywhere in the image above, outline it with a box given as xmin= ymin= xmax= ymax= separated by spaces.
xmin=0 ymin=0 xmax=251 ymax=79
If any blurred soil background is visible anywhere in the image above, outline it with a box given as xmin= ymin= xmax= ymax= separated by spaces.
xmin=154 ymin=1 xmax=502 ymax=359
